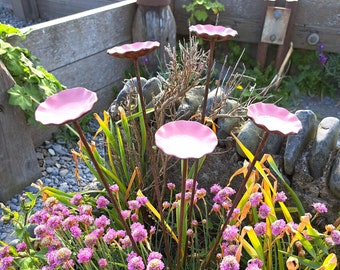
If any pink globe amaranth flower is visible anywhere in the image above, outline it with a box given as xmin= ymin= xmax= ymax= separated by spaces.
xmin=249 ymin=192 xmax=263 ymax=207
xmin=107 ymin=41 xmax=160 ymax=59
xmin=16 ymin=242 xmax=27 ymax=252
xmin=312 ymin=202 xmax=328 ymax=213
xmin=155 ymin=120 xmax=218 ymax=159
xmin=98 ymin=258 xmax=108 ymax=268
xmin=275 ymin=191 xmax=287 ymax=203
xmin=131 ymin=222 xmax=148 ymax=242
xmin=210 ymin=183 xmax=222 ymax=194
xmin=127 ymin=251 xmax=145 ymax=270
xmin=167 ymin=182 xmax=175 ymax=190
xmin=94 ymin=215 xmax=110 ymax=228
xmin=222 ymin=225 xmax=239 ymax=242
xmin=70 ymin=225 xmax=82 ymax=238
xmin=77 ymin=247 xmax=94 ymax=264
xmin=96 ymin=196 xmax=110 ymax=209
xmin=254 ymin=222 xmax=267 ymax=236
xmin=258 ymin=203 xmax=271 ymax=219
xmin=189 ymin=24 xmax=238 ymax=42
xmin=331 ymin=230 xmax=340 ymax=245
xmin=70 ymin=193 xmax=82 ymax=205
xmin=219 ymin=255 xmax=240 ymax=270
xmin=35 ymin=87 xmax=98 ymax=125
xmin=247 ymin=102 xmax=302 ymax=135
xmin=271 ymin=219 xmax=286 ymax=236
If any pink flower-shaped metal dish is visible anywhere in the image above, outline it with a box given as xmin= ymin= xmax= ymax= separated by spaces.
xmin=155 ymin=120 xmax=218 ymax=159
xmin=189 ymin=24 xmax=238 ymax=42
xmin=35 ymin=87 xmax=98 ymax=125
xmin=107 ymin=41 xmax=160 ymax=59
xmin=247 ymin=102 xmax=302 ymax=135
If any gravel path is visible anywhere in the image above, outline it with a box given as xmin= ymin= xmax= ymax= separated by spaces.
xmin=0 ymin=121 xmax=104 ymax=243
xmin=0 ymin=6 xmax=46 ymax=28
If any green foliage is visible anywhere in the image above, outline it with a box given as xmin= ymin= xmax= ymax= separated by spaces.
xmin=0 ymin=24 xmax=65 ymax=124
xmin=183 ymin=0 xmax=225 ymax=23
xmin=325 ymin=52 xmax=340 ymax=90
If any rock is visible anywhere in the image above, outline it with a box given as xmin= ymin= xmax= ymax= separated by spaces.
xmin=143 ymin=77 xmax=162 ymax=106
xmin=216 ymin=99 xmax=242 ymax=144
xmin=176 ymin=86 xmax=205 ymax=120
xmin=204 ymin=87 xmax=225 ymax=115
xmin=236 ymin=120 xmax=263 ymax=157
xmin=329 ymin=150 xmax=340 ymax=199
xmin=263 ymin=133 xmax=284 ymax=155
xmin=309 ymin=117 xmax=340 ymax=178
xmin=284 ymin=110 xmax=317 ymax=175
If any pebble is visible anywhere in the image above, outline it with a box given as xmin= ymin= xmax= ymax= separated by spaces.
xmin=0 ymin=119 xmax=104 ymax=242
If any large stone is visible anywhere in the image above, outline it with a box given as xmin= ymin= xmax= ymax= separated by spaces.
xmin=263 ymin=133 xmax=284 ymax=155
xmin=236 ymin=120 xmax=263 ymax=158
xmin=309 ymin=117 xmax=340 ymax=178
xmin=176 ymin=86 xmax=205 ymax=120
xmin=143 ymin=77 xmax=162 ymax=106
xmin=216 ymin=99 xmax=242 ymax=144
xmin=329 ymin=150 xmax=340 ymax=199
xmin=284 ymin=110 xmax=317 ymax=175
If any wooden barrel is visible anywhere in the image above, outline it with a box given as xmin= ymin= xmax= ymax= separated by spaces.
xmin=132 ymin=0 xmax=176 ymax=72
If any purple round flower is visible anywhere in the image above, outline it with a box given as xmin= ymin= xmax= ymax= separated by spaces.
xmin=258 ymin=203 xmax=271 ymax=219
xmin=70 ymin=193 xmax=82 ymax=205
xmin=219 ymin=255 xmax=240 ymax=270
xmin=312 ymin=202 xmax=328 ymax=213
xmin=70 ymin=225 xmax=82 ymax=238
xmin=77 ymin=247 xmax=94 ymax=264
xmin=167 ymin=182 xmax=175 ymax=190
xmin=131 ymin=222 xmax=148 ymax=242
xmin=94 ymin=215 xmax=110 ymax=228
xmin=210 ymin=184 xmax=222 ymax=194
xmin=331 ymin=230 xmax=340 ymax=245
xmin=98 ymin=258 xmax=108 ymax=268
xmin=128 ymin=200 xmax=141 ymax=210
xmin=275 ymin=191 xmax=287 ymax=202
xmin=35 ymin=87 xmax=98 ymax=125
xmin=56 ymin=247 xmax=72 ymax=262
xmin=249 ymin=192 xmax=263 ymax=207
xmin=127 ymin=251 xmax=145 ymax=270
xmin=247 ymin=102 xmax=302 ymax=135
xmin=16 ymin=242 xmax=27 ymax=252
xmin=185 ymin=178 xmax=198 ymax=191
xmin=222 ymin=225 xmax=239 ymax=242
xmin=96 ymin=196 xmax=110 ymax=209
xmin=254 ymin=222 xmax=267 ymax=236
xmin=271 ymin=219 xmax=286 ymax=236
xmin=1 ymin=256 xmax=14 ymax=268
xmin=155 ymin=120 xmax=218 ymax=159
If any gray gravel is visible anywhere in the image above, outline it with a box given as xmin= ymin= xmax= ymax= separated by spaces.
xmin=0 ymin=121 xmax=105 ymax=243
xmin=0 ymin=6 xmax=47 ymax=28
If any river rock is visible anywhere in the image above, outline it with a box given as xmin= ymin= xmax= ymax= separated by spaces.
xmin=236 ymin=120 xmax=263 ymax=157
xmin=176 ymin=86 xmax=205 ymax=120
xmin=284 ymin=110 xmax=317 ymax=175
xmin=329 ymin=150 xmax=340 ymax=199
xmin=309 ymin=117 xmax=340 ymax=178
xmin=216 ymin=99 xmax=242 ymax=144
xmin=143 ymin=77 xmax=162 ymax=106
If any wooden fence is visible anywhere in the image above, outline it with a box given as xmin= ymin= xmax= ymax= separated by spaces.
xmin=173 ymin=0 xmax=340 ymax=54
xmin=20 ymin=0 xmax=136 ymax=146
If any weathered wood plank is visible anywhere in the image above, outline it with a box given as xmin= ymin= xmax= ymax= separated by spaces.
xmin=0 ymin=61 xmax=41 ymax=202
xmin=36 ymin=0 xmax=118 ymax=19
xmin=174 ymin=0 xmax=340 ymax=53
xmin=20 ymin=0 xmax=136 ymax=71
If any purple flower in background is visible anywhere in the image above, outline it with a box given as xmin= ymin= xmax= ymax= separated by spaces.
xmin=70 ymin=193 xmax=82 ymax=205
xmin=318 ymin=53 xmax=328 ymax=64
xmin=275 ymin=191 xmax=287 ymax=202
xmin=222 ymin=225 xmax=239 ymax=242
xmin=254 ymin=222 xmax=267 ymax=236
xmin=271 ymin=219 xmax=286 ymax=236
xmin=96 ymin=196 xmax=110 ymax=209
xmin=331 ymin=230 xmax=340 ymax=245
xmin=249 ymin=192 xmax=263 ymax=207
xmin=258 ymin=203 xmax=271 ymax=219
xmin=127 ymin=251 xmax=145 ymax=270
xmin=312 ymin=202 xmax=328 ymax=213
xmin=77 ymin=247 xmax=94 ymax=264
xmin=219 ymin=255 xmax=240 ymax=270
xmin=16 ymin=242 xmax=27 ymax=252
xmin=98 ymin=258 xmax=108 ymax=268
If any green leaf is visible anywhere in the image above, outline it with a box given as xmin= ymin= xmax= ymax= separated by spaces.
xmin=194 ymin=10 xmax=209 ymax=21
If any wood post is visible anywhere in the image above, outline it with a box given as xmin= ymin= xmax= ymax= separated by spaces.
xmin=0 ymin=60 xmax=41 ymax=202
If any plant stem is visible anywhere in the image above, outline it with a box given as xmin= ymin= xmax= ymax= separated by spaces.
xmin=72 ymin=120 xmax=142 ymax=258
xmin=201 ymin=131 xmax=270 ymax=268
xmin=176 ymin=158 xmax=189 ymax=270
xmin=200 ymin=40 xmax=215 ymax=124
xmin=132 ymin=58 xmax=172 ymax=268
